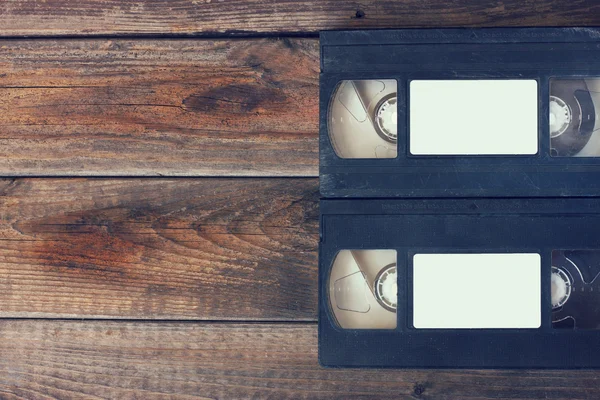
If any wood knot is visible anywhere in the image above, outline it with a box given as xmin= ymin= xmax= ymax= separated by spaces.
xmin=413 ymin=383 xmax=426 ymax=397
xmin=353 ymin=9 xmax=366 ymax=19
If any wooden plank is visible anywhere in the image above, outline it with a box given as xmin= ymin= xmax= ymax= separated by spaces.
xmin=0 ymin=320 xmax=598 ymax=399
xmin=1 ymin=0 xmax=600 ymax=37
xmin=0 ymin=38 xmax=319 ymax=176
xmin=0 ymin=178 xmax=318 ymax=320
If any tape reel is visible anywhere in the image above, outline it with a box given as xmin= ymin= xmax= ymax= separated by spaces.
xmin=328 ymin=80 xmax=398 ymax=159
xmin=328 ymin=250 xmax=397 ymax=329
xmin=550 ymin=79 xmax=600 ymax=157
xmin=552 ymin=250 xmax=600 ymax=329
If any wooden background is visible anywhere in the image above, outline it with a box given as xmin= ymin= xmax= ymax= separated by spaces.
xmin=1 ymin=1 xmax=600 ymax=398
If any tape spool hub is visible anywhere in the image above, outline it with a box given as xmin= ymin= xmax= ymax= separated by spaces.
xmin=374 ymin=94 xmax=398 ymax=143
xmin=551 ymin=266 xmax=572 ymax=309
xmin=549 ymin=95 xmax=572 ymax=138
xmin=375 ymin=263 xmax=397 ymax=312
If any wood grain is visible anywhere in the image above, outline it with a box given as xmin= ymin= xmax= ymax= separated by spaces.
xmin=0 ymin=38 xmax=319 ymax=176
xmin=0 ymin=178 xmax=318 ymax=320
xmin=0 ymin=320 xmax=598 ymax=400
xmin=1 ymin=0 xmax=600 ymax=37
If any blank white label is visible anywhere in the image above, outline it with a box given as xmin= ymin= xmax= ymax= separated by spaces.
xmin=413 ymin=253 xmax=541 ymax=329
xmin=410 ymin=80 xmax=538 ymax=155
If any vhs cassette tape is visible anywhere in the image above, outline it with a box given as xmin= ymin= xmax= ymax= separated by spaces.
xmin=320 ymin=27 xmax=600 ymax=198
xmin=319 ymin=198 xmax=600 ymax=368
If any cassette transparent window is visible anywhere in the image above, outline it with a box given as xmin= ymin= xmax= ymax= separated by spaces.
xmin=550 ymin=78 xmax=600 ymax=157
xmin=328 ymin=250 xmax=397 ymax=329
xmin=328 ymin=80 xmax=398 ymax=159
xmin=552 ymin=250 xmax=600 ymax=329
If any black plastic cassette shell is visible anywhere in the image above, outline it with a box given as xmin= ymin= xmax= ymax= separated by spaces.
xmin=320 ymin=27 xmax=600 ymax=198
xmin=319 ymin=198 xmax=600 ymax=368
xmin=319 ymin=27 xmax=600 ymax=369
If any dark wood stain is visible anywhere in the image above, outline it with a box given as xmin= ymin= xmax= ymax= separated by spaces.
xmin=0 ymin=178 xmax=319 ymax=320
xmin=183 ymin=84 xmax=287 ymax=113
xmin=0 ymin=38 xmax=319 ymax=177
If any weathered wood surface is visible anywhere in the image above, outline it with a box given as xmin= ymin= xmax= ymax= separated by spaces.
xmin=0 ymin=38 xmax=319 ymax=176
xmin=3 ymin=1 xmax=600 ymax=397
xmin=1 ymin=0 xmax=600 ymax=37
xmin=1 ymin=320 xmax=599 ymax=400
xmin=0 ymin=178 xmax=319 ymax=319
